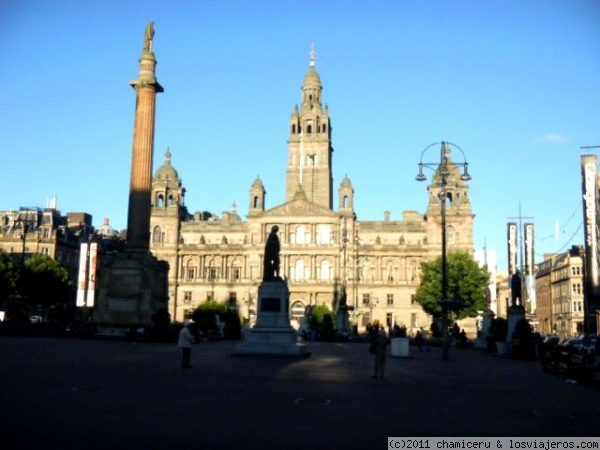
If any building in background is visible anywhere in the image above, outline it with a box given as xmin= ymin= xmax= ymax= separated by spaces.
xmin=535 ymin=246 xmax=585 ymax=337
xmin=0 ymin=201 xmax=92 ymax=286
xmin=149 ymin=50 xmax=475 ymax=332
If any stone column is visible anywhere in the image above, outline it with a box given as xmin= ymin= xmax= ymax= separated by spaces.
xmin=127 ymin=41 xmax=163 ymax=251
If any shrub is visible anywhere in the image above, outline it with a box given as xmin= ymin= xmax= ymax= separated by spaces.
xmin=309 ymin=304 xmax=335 ymax=340
xmin=511 ymin=318 xmax=536 ymax=360
xmin=191 ymin=301 xmax=241 ymax=340
xmin=489 ymin=317 xmax=508 ymax=342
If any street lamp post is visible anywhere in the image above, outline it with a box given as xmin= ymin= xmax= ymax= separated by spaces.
xmin=14 ymin=216 xmax=36 ymax=268
xmin=416 ymin=141 xmax=471 ymax=360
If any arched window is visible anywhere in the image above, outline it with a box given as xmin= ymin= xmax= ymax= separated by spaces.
xmin=152 ymin=226 xmax=163 ymax=244
xmin=294 ymin=225 xmax=307 ymax=245
xmin=386 ymin=261 xmax=394 ymax=282
xmin=185 ymin=260 xmax=197 ymax=280
xmin=343 ymin=195 xmax=349 ymax=208
xmin=408 ymin=260 xmax=419 ymax=282
xmin=316 ymin=224 xmax=331 ymax=245
xmin=322 ymin=124 xmax=327 ymax=133
xmin=167 ymin=195 xmax=174 ymax=206
xmin=291 ymin=301 xmax=306 ymax=324
xmin=292 ymin=124 xmax=296 ymax=134
xmin=157 ymin=195 xmax=164 ymax=207
xmin=307 ymin=124 xmax=312 ymax=134
xmin=230 ymin=259 xmax=242 ymax=281
xmin=294 ymin=259 xmax=305 ymax=282
xmin=447 ymin=225 xmax=457 ymax=245
xmin=253 ymin=196 xmax=260 ymax=208
xmin=361 ymin=259 xmax=372 ymax=281
xmin=445 ymin=191 xmax=453 ymax=205
xmin=207 ymin=259 xmax=218 ymax=280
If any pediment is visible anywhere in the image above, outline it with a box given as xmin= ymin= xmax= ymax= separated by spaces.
xmin=261 ymin=197 xmax=339 ymax=218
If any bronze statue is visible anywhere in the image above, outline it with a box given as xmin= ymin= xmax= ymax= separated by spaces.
xmin=143 ymin=21 xmax=155 ymax=53
xmin=263 ymin=225 xmax=281 ymax=280
xmin=510 ymin=270 xmax=522 ymax=307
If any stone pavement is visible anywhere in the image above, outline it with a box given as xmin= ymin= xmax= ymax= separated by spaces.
xmin=1 ymin=337 xmax=599 ymax=450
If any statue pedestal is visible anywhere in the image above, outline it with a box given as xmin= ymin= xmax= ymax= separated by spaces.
xmin=507 ymin=305 xmax=526 ymax=343
xmin=233 ymin=279 xmax=310 ymax=359
xmin=474 ymin=310 xmax=495 ymax=349
xmin=95 ymin=250 xmax=169 ymax=329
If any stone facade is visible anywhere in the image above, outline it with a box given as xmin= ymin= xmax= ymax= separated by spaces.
xmin=535 ymin=246 xmax=585 ymax=337
xmin=0 ymin=206 xmax=90 ymax=286
xmin=149 ymin=53 xmax=475 ymax=333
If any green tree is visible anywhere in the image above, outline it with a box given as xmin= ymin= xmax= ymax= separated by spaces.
xmin=415 ymin=250 xmax=489 ymax=320
xmin=309 ymin=304 xmax=335 ymax=340
xmin=191 ymin=301 xmax=241 ymax=339
xmin=21 ymin=254 xmax=71 ymax=316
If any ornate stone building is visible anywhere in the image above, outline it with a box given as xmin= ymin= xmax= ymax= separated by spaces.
xmin=0 ymin=204 xmax=91 ymax=284
xmin=149 ymin=50 xmax=475 ymax=333
xmin=535 ymin=246 xmax=585 ymax=337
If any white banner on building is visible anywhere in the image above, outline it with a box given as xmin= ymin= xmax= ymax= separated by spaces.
xmin=581 ymin=154 xmax=600 ymax=297
xmin=76 ymin=242 xmax=98 ymax=307
xmin=507 ymin=222 xmax=518 ymax=275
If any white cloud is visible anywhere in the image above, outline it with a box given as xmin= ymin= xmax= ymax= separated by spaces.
xmin=534 ymin=132 xmax=570 ymax=145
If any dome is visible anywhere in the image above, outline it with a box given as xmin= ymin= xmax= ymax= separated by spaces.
xmin=340 ymin=175 xmax=353 ymax=190
xmin=303 ymin=66 xmax=321 ymax=88
xmin=155 ymin=149 xmax=179 ymax=181
xmin=251 ymin=176 xmax=264 ymax=190
xmin=95 ymin=218 xmax=119 ymax=239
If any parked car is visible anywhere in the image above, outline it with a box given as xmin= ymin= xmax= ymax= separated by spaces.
xmin=540 ymin=335 xmax=599 ymax=382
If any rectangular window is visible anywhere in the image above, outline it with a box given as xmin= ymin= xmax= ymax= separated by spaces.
xmin=386 ymin=313 xmax=393 ymax=328
xmin=410 ymin=294 xmax=417 ymax=305
xmin=208 ymin=268 xmax=217 ymax=280
xmin=184 ymin=291 xmax=192 ymax=303
xmin=229 ymin=292 xmax=237 ymax=307
xmin=183 ymin=309 xmax=194 ymax=320
xmin=387 ymin=294 xmax=394 ymax=306
xmin=362 ymin=293 xmax=370 ymax=306
xmin=411 ymin=313 xmax=418 ymax=328
xmin=187 ymin=267 xmax=196 ymax=279
xmin=233 ymin=267 xmax=241 ymax=281
xmin=206 ymin=291 xmax=214 ymax=301
xmin=362 ymin=313 xmax=370 ymax=327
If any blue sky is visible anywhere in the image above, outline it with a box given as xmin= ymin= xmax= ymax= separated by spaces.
xmin=1 ymin=0 xmax=599 ymax=271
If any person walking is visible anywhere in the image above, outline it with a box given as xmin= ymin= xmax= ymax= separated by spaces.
xmin=178 ymin=322 xmax=195 ymax=369
xmin=373 ymin=328 xmax=388 ymax=379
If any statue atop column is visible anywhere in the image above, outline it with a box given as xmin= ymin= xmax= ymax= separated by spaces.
xmin=263 ymin=225 xmax=281 ymax=280
xmin=510 ymin=270 xmax=522 ymax=307
xmin=143 ymin=20 xmax=155 ymax=53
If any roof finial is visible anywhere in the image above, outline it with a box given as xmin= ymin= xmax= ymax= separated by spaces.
xmin=309 ymin=42 xmax=315 ymax=67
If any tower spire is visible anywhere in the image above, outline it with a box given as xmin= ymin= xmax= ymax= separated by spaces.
xmin=285 ymin=47 xmax=333 ymax=209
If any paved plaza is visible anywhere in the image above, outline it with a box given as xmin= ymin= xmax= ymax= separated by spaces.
xmin=1 ymin=336 xmax=599 ymax=449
